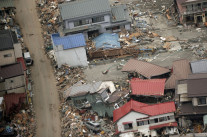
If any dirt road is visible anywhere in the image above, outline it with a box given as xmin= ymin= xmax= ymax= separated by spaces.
xmin=14 ymin=0 xmax=61 ymax=137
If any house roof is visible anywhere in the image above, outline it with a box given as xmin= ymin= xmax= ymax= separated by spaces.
xmin=190 ymin=60 xmax=207 ymax=74
xmin=93 ymin=33 xmax=120 ymax=49
xmin=17 ymin=57 xmax=27 ymax=71
xmin=122 ymin=59 xmax=170 ymax=79
xmin=0 ymin=63 xmax=24 ymax=79
xmin=165 ymin=59 xmax=191 ymax=89
xmin=106 ymin=90 xmax=129 ymax=103
xmin=59 ymin=0 xmax=111 ymax=20
xmin=64 ymin=81 xmax=102 ymax=98
xmin=51 ymin=33 xmax=86 ymax=50
xmin=0 ymin=0 xmax=14 ymax=9
xmin=0 ymin=30 xmax=18 ymax=51
xmin=113 ymin=100 xmax=176 ymax=122
xmin=130 ymin=78 xmax=166 ymax=96
xmin=176 ymin=0 xmax=187 ymax=14
xmin=178 ymin=102 xmax=207 ymax=115
xmin=187 ymin=74 xmax=207 ymax=97
xmin=111 ymin=4 xmax=128 ymax=22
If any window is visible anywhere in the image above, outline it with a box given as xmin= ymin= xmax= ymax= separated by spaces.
xmin=154 ymin=118 xmax=158 ymax=123
xmin=167 ymin=115 xmax=175 ymax=120
xmin=4 ymin=54 xmax=12 ymax=58
xmin=203 ymin=2 xmax=207 ymax=8
xmin=112 ymin=26 xmax=120 ymax=30
xmin=198 ymin=97 xmax=207 ymax=105
xmin=137 ymin=120 xmax=149 ymax=126
xmin=159 ymin=117 xmax=168 ymax=122
xmin=10 ymin=80 xmax=13 ymax=83
xmin=123 ymin=123 xmax=133 ymax=130
xmin=74 ymin=19 xmax=90 ymax=27
xmin=92 ymin=16 xmax=104 ymax=23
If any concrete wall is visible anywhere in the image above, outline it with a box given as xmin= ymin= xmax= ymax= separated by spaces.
xmin=14 ymin=43 xmax=23 ymax=58
xmin=0 ymin=49 xmax=16 ymax=66
xmin=5 ymin=75 xmax=25 ymax=91
xmin=55 ymin=45 xmax=88 ymax=68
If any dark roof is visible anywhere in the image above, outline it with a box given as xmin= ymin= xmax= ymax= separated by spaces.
xmin=165 ymin=59 xmax=191 ymax=89
xmin=0 ymin=0 xmax=14 ymax=9
xmin=107 ymin=90 xmax=129 ymax=103
xmin=0 ymin=30 xmax=18 ymax=51
xmin=178 ymin=102 xmax=207 ymax=115
xmin=0 ymin=63 xmax=24 ymax=79
xmin=59 ymin=0 xmax=111 ymax=20
xmin=122 ymin=59 xmax=170 ymax=78
xmin=187 ymin=74 xmax=207 ymax=97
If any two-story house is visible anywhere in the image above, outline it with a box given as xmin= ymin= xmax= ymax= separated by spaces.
xmin=0 ymin=30 xmax=22 ymax=66
xmin=113 ymin=100 xmax=178 ymax=136
xmin=58 ymin=0 xmax=131 ymax=38
xmin=176 ymin=0 xmax=207 ymax=25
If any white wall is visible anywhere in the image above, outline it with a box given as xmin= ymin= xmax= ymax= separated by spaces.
xmin=14 ymin=43 xmax=22 ymax=58
xmin=0 ymin=49 xmax=16 ymax=66
xmin=55 ymin=46 xmax=88 ymax=68
xmin=117 ymin=111 xmax=148 ymax=132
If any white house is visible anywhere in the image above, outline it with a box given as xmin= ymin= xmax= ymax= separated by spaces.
xmin=113 ymin=100 xmax=178 ymax=137
xmin=51 ymin=33 xmax=88 ymax=68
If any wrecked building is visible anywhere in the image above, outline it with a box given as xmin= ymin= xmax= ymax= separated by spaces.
xmin=51 ymin=33 xmax=88 ymax=67
xmin=176 ymin=0 xmax=207 ymax=25
xmin=122 ymin=59 xmax=170 ymax=79
xmin=58 ymin=0 xmax=131 ymax=38
xmin=113 ymin=100 xmax=178 ymax=136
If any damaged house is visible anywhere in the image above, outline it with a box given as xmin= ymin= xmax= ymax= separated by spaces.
xmin=58 ymin=0 xmax=131 ymax=38
xmin=176 ymin=0 xmax=207 ymax=25
xmin=113 ymin=100 xmax=178 ymax=136
xmin=122 ymin=59 xmax=170 ymax=79
xmin=64 ymin=81 xmax=129 ymax=117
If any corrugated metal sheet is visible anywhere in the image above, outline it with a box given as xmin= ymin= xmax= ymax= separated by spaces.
xmin=122 ymin=59 xmax=170 ymax=78
xmin=93 ymin=33 xmax=120 ymax=49
xmin=165 ymin=59 xmax=191 ymax=89
xmin=190 ymin=59 xmax=207 ymax=74
xmin=0 ymin=0 xmax=14 ymax=9
xmin=179 ymin=102 xmax=207 ymax=115
xmin=51 ymin=33 xmax=86 ymax=50
xmin=59 ymin=0 xmax=111 ymax=20
xmin=107 ymin=90 xmax=129 ymax=103
xmin=130 ymin=78 xmax=166 ymax=96
xmin=0 ymin=63 xmax=24 ymax=79
xmin=187 ymin=74 xmax=207 ymax=97
xmin=111 ymin=4 xmax=127 ymax=22
xmin=17 ymin=57 xmax=27 ymax=71
xmin=149 ymin=122 xmax=177 ymax=130
xmin=113 ymin=100 xmax=175 ymax=122
xmin=64 ymin=81 xmax=102 ymax=98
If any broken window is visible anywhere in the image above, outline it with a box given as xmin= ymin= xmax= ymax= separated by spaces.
xmin=112 ymin=26 xmax=120 ymax=30
xmin=159 ymin=116 xmax=168 ymax=122
xmin=154 ymin=118 xmax=159 ymax=123
xmin=167 ymin=115 xmax=175 ymax=120
xmin=123 ymin=123 xmax=133 ymax=130
xmin=74 ymin=19 xmax=90 ymax=27
xmin=137 ymin=120 xmax=149 ymax=126
xmin=198 ymin=97 xmax=207 ymax=105
xmin=186 ymin=5 xmax=193 ymax=11
xmin=92 ymin=16 xmax=104 ymax=23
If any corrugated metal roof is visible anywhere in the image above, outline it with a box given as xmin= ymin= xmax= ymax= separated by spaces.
xmin=122 ymin=59 xmax=170 ymax=79
xmin=0 ymin=0 xmax=14 ymax=9
xmin=0 ymin=63 xmax=24 ymax=79
xmin=165 ymin=59 xmax=191 ymax=89
xmin=190 ymin=59 xmax=207 ymax=74
xmin=51 ymin=33 xmax=86 ymax=50
xmin=64 ymin=81 xmax=102 ymax=98
xmin=93 ymin=33 xmax=120 ymax=49
xmin=187 ymin=74 xmax=207 ymax=97
xmin=130 ymin=78 xmax=166 ymax=96
xmin=17 ymin=57 xmax=27 ymax=71
xmin=0 ymin=30 xmax=17 ymax=51
xmin=59 ymin=0 xmax=111 ymax=20
xmin=111 ymin=4 xmax=127 ymax=22
xmin=149 ymin=122 xmax=178 ymax=130
xmin=113 ymin=100 xmax=176 ymax=122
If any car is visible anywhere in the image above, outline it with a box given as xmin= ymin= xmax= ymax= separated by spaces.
xmin=84 ymin=121 xmax=101 ymax=132
xmin=23 ymin=52 xmax=33 ymax=66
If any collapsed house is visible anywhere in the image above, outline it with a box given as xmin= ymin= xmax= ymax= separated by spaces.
xmin=51 ymin=33 xmax=88 ymax=67
xmin=122 ymin=59 xmax=170 ymax=79
xmin=113 ymin=100 xmax=178 ymax=136
xmin=64 ymin=81 xmax=129 ymax=117
xmin=58 ymin=0 xmax=131 ymax=38
xmin=176 ymin=0 xmax=207 ymax=25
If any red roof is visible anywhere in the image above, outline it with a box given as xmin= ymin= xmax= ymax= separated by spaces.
xmin=130 ymin=78 xmax=166 ymax=96
xmin=113 ymin=100 xmax=176 ymax=122
xmin=150 ymin=122 xmax=178 ymax=130
xmin=17 ymin=57 xmax=27 ymax=71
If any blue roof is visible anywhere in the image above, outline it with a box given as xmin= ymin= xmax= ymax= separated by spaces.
xmin=93 ymin=33 xmax=120 ymax=49
xmin=51 ymin=33 xmax=86 ymax=50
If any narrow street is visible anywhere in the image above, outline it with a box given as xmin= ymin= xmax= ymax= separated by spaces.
xmin=14 ymin=0 xmax=61 ymax=137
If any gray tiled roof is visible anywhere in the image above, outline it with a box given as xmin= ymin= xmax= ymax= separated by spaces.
xmin=59 ymin=0 xmax=111 ymax=20
xmin=190 ymin=60 xmax=207 ymax=74
xmin=0 ymin=30 xmax=17 ymax=51
xmin=0 ymin=0 xmax=14 ymax=9
xmin=111 ymin=4 xmax=129 ymax=22
xmin=64 ymin=81 xmax=102 ymax=98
